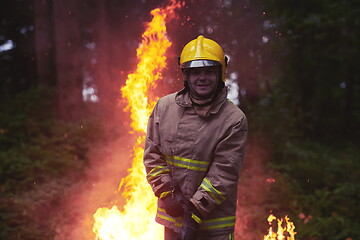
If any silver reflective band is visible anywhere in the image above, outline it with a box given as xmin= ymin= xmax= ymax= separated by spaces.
xmin=181 ymin=60 xmax=221 ymax=68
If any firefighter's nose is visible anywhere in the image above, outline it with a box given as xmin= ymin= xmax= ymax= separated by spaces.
xmin=198 ymin=70 xmax=207 ymax=79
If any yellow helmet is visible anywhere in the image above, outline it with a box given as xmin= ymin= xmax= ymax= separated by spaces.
xmin=179 ymin=35 xmax=227 ymax=82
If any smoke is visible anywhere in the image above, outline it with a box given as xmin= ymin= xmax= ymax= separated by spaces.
xmin=52 ymin=120 xmax=136 ymax=239
xmin=235 ymin=136 xmax=277 ymax=240
xmin=47 ymin=0 xmax=276 ymax=239
xmin=226 ymin=71 xmax=240 ymax=106
xmin=51 ymin=2 xmax=177 ymax=239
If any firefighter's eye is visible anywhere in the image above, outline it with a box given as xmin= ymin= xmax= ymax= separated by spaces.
xmin=190 ymin=69 xmax=201 ymax=75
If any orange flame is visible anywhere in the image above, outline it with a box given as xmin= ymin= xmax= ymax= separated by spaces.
xmin=92 ymin=1 xmax=181 ymax=240
xmin=264 ymin=214 xmax=297 ymax=240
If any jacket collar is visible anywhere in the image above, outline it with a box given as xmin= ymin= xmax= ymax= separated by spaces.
xmin=175 ymin=87 xmax=228 ymax=116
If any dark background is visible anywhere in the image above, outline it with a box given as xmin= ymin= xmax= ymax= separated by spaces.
xmin=1 ymin=0 xmax=359 ymax=239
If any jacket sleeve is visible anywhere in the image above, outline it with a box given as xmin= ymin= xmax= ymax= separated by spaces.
xmin=190 ymin=114 xmax=248 ymax=216
xmin=143 ymin=101 xmax=173 ymax=198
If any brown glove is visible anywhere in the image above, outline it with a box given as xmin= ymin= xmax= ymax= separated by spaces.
xmin=177 ymin=201 xmax=203 ymax=240
xmin=159 ymin=184 xmax=184 ymax=217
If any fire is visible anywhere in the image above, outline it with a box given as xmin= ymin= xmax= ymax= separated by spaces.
xmin=92 ymin=1 xmax=180 ymax=240
xmin=264 ymin=214 xmax=297 ymax=240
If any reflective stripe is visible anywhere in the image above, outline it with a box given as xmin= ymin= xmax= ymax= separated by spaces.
xmin=157 ymin=207 xmax=235 ymax=231
xmin=191 ymin=213 xmax=202 ymax=224
xmin=200 ymin=216 xmax=236 ymax=230
xmin=227 ymin=99 xmax=237 ymax=106
xmin=200 ymin=178 xmax=226 ymax=204
xmin=164 ymin=154 xmax=209 ymax=171
xmin=157 ymin=207 xmax=182 ymax=227
xmin=229 ymin=233 xmax=234 ymax=240
xmin=160 ymin=190 xmax=171 ymax=199
xmin=147 ymin=165 xmax=170 ymax=181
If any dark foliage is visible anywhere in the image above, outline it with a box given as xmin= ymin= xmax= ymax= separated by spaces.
xmin=1 ymin=0 xmax=360 ymax=239
xmin=0 ymin=88 xmax=99 ymax=239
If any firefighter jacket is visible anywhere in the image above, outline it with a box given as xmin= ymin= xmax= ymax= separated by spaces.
xmin=143 ymin=87 xmax=248 ymax=236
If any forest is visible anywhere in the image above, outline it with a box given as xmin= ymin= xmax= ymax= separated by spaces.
xmin=0 ymin=0 xmax=359 ymax=239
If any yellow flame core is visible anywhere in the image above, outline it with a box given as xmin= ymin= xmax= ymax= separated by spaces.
xmin=121 ymin=8 xmax=171 ymax=133
xmin=264 ymin=214 xmax=297 ymax=240
xmin=93 ymin=2 xmax=180 ymax=240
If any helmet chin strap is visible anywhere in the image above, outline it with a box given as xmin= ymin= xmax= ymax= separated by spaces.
xmin=189 ymin=86 xmax=215 ymax=100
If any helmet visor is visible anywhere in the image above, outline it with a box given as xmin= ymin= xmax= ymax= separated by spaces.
xmin=181 ymin=59 xmax=221 ymax=69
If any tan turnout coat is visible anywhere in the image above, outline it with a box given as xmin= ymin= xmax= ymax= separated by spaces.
xmin=144 ymin=88 xmax=248 ymax=236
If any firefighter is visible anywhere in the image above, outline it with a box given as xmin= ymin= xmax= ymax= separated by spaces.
xmin=143 ymin=35 xmax=248 ymax=240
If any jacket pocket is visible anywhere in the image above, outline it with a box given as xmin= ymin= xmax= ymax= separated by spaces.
xmin=160 ymin=133 xmax=175 ymax=155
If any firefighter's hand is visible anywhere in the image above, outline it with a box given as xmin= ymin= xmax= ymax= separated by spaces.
xmin=160 ymin=187 xmax=184 ymax=217
xmin=177 ymin=202 xmax=202 ymax=240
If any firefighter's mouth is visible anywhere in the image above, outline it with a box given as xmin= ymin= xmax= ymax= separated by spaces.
xmin=197 ymin=83 xmax=210 ymax=87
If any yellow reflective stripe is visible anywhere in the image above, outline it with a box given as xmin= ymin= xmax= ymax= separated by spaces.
xmin=160 ymin=190 xmax=171 ymax=199
xmin=200 ymin=178 xmax=226 ymax=204
xmin=227 ymin=99 xmax=237 ymax=106
xmin=147 ymin=165 xmax=170 ymax=181
xmin=157 ymin=207 xmax=235 ymax=231
xmin=157 ymin=207 xmax=182 ymax=227
xmin=164 ymin=154 xmax=209 ymax=171
xmin=200 ymin=216 xmax=236 ymax=230
xmin=229 ymin=233 xmax=234 ymax=240
xmin=191 ymin=213 xmax=202 ymax=224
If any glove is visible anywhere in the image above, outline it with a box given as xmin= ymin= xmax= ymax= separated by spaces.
xmin=160 ymin=184 xmax=184 ymax=218
xmin=177 ymin=201 xmax=203 ymax=240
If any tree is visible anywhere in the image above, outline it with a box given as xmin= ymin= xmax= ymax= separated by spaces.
xmin=257 ymin=0 xmax=360 ymax=142
xmin=0 ymin=0 xmax=36 ymax=96
xmin=53 ymin=0 xmax=83 ymax=121
xmin=33 ymin=0 xmax=55 ymax=87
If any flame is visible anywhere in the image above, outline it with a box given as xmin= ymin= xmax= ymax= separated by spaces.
xmin=264 ymin=214 xmax=297 ymax=240
xmin=92 ymin=1 xmax=180 ymax=240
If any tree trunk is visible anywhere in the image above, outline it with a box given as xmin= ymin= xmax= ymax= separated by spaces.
xmin=344 ymin=75 xmax=354 ymax=138
xmin=34 ymin=0 xmax=55 ymax=87
xmin=53 ymin=0 xmax=83 ymax=121
xmin=93 ymin=0 xmax=115 ymax=108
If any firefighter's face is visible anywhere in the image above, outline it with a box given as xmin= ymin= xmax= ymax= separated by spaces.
xmin=188 ymin=66 xmax=219 ymax=97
